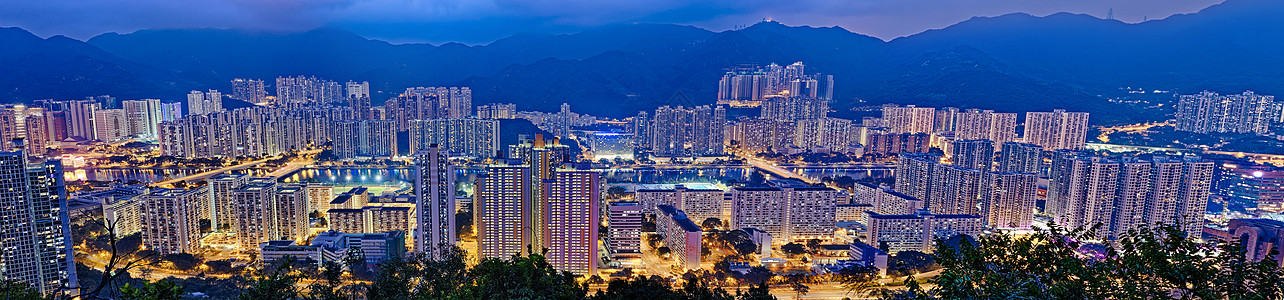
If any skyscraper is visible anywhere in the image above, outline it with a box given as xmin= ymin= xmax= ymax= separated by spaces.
xmin=0 ymin=144 xmax=78 ymax=294
xmin=414 ymin=146 xmax=456 ymax=256
xmin=951 ymin=139 xmax=995 ymax=171
xmin=1023 ymin=110 xmax=1089 ymax=151
xmin=998 ymin=142 xmax=1043 ymax=174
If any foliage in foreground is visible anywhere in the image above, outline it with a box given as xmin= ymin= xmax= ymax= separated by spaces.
xmin=888 ymin=223 xmax=1284 ymax=299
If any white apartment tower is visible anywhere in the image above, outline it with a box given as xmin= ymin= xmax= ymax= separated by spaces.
xmin=414 ymin=146 xmax=456 ymax=256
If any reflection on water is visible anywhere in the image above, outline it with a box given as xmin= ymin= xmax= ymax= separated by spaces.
xmin=790 ymin=167 xmax=895 ymax=182
xmin=280 ymin=167 xmax=416 ymax=185
xmin=72 ymin=168 xmax=273 ymax=182
xmin=601 ymin=168 xmax=756 ymax=185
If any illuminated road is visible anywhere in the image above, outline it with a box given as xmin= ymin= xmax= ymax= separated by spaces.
xmin=152 ymin=149 xmax=321 ymax=186
xmin=741 ymin=155 xmax=819 ymax=184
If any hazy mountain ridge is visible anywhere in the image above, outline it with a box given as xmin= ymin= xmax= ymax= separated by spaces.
xmin=0 ymin=0 xmax=1280 ymax=125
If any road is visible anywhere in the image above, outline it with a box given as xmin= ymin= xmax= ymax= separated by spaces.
xmin=152 ymin=149 xmax=322 ymax=185
xmin=741 ymin=155 xmax=819 ymax=184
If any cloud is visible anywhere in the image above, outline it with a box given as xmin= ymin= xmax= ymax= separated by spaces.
xmin=0 ymin=0 xmax=1224 ymax=44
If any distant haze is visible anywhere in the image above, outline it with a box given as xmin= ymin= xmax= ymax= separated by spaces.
xmin=0 ymin=0 xmax=1222 ymax=44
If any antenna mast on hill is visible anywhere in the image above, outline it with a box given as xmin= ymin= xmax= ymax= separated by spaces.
xmin=1107 ymin=8 xmax=1115 ymax=20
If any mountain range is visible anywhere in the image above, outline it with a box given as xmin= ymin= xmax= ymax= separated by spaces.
xmin=2 ymin=0 xmax=1282 ymax=125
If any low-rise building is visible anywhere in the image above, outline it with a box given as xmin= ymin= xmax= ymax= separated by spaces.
xmin=865 ymin=211 xmax=981 ymax=253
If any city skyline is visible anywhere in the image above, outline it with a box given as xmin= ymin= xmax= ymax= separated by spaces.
xmin=4 ymin=0 xmax=1284 ymax=298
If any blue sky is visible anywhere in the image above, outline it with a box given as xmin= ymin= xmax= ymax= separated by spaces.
xmin=0 ymin=0 xmax=1224 ymax=44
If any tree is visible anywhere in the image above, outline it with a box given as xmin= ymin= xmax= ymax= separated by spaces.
xmin=737 ymin=282 xmax=776 ymax=300
xmin=0 ymin=280 xmax=44 ymax=300
xmin=160 ymin=253 xmax=202 ymax=272
xmin=238 ymin=259 xmax=301 ymax=300
xmin=701 ymin=218 xmax=724 ymax=231
xmin=787 ymin=275 xmax=810 ymax=299
xmin=80 ymin=215 xmax=159 ymax=300
xmin=781 ymin=243 xmax=807 ymax=257
xmin=119 ymin=280 xmax=184 ymax=300
xmin=607 ymin=186 xmax=628 ymax=199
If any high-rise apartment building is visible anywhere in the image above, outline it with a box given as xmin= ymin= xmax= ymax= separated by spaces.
xmin=1023 ymin=110 xmax=1089 ymax=151
xmin=954 ymin=109 xmax=1017 ymax=143
xmin=276 ymin=76 xmax=344 ymax=104
xmin=881 ymin=105 xmax=936 ymax=134
xmin=864 ymin=132 xmax=931 ymax=156
xmin=187 ymin=90 xmax=224 ymax=116
xmin=0 ymin=145 xmax=78 ymax=294
xmin=649 ymin=105 xmax=726 ymax=157
xmin=233 ymin=179 xmax=278 ymax=249
xmin=998 ymin=142 xmax=1043 ymax=174
xmin=140 ymin=187 xmax=207 ymax=254
xmin=92 ymin=108 xmax=128 ymax=142
xmin=895 ymin=153 xmax=940 ymax=201
xmin=122 ymin=99 xmax=163 ymax=139
xmin=231 ymin=78 xmax=267 ymax=104
xmin=1048 ymin=152 xmax=1213 ymax=240
xmin=980 ymin=172 xmax=1038 ymax=229
xmin=928 ymin=164 xmax=983 ymax=215
xmin=476 ymin=103 xmax=517 ymax=119
xmin=1175 ymin=91 xmax=1276 ymax=135
xmin=634 ymin=185 xmax=726 ymax=223
xmin=208 ymin=173 xmax=248 ymax=232
xmin=793 ymin=117 xmax=854 ymax=152
xmin=274 ymin=185 xmax=309 ymax=242
xmin=951 ymin=139 xmax=994 ymax=171
xmin=414 ymin=146 xmax=456 ymax=256
xmin=761 ymin=96 xmax=828 ymax=122
xmin=159 ymin=102 xmax=183 ymax=122
xmin=474 ymin=166 xmax=532 ymax=259
xmin=333 ymin=119 xmax=397 ymax=160
xmin=541 ymin=171 xmax=600 ymax=275
xmin=408 ymin=118 xmax=500 ymax=158
xmin=66 ymin=99 xmax=100 ymax=140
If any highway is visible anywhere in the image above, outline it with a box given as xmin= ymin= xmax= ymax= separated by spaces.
xmin=741 ymin=155 xmax=820 ymax=184
xmin=152 ymin=149 xmax=322 ymax=186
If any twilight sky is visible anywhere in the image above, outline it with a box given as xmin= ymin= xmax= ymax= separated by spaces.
xmin=0 ymin=0 xmax=1224 ymax=44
